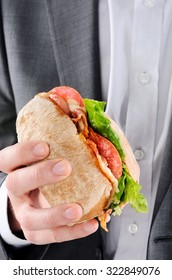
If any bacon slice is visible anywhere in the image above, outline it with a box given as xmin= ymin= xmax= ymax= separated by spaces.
xmin=49 ymin=87 xmax=88 ymax=137
xmin=49 ymin=93 xmax=71 ymax=115
xmin=88 ymin=128 xmax=122 ymax=179
xmin=87 ymin=139 xmax=118 ymax=189
xmin=71 ymin=107 xmax=89 ymax=137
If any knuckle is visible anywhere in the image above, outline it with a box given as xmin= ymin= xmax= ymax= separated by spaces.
xmin=46 ymin=209 xmax=56 ymax=227
xmin=6 ymin=173 xmax=15 ymax=193
xmin=23 ymin=230 xmax=37 ymax=243
xmin=18 ymin=213 xmax=29 ymax=229
xmin=32 ymin=164 xmax=43 ymax=186
xmin=19 ymin=211 xmax=32 ymax=230
xmin=13 ymin=143 xmax=27 ymax=162
xmin=52 ymin=229 xmax=64 ymax=243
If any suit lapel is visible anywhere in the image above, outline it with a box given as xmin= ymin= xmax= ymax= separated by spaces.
xmin=152 ymin=114 xmax=172 ymax=223
xmin=45 ymin=0 xmax=102 ymax=100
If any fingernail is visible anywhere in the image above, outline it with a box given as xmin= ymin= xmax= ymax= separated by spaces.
xmin=83 ymin=221 xmax=98 ymax=233
xmin=52 ymin=160 xmax=69 ymax=176
xmin=33 ymin=143 xmax=48 ymax=156
xmin=64 ymin=207 xmax=79 ymax=220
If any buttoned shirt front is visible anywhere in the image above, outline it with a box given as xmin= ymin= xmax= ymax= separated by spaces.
xmin=99 ymin=0 xmax=172 ymax=259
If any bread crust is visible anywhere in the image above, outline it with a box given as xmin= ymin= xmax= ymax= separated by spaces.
xmin=16 ymin=94 xmax=113 ymax=221
xmin=106 ymin=115 xmax=140 ymax=183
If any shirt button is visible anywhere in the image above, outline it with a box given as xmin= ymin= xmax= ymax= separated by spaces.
xmin=144 ymin=0 xmax=155 ymax=8
xmin=138 ymin=71 xmax=151 ymax=84
xmin=134 ymin=149 xmax=144 ymax=161
xmin=128 ymin=223 xmax=139 ymax=234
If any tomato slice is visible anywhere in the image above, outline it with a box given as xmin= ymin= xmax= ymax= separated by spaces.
xmin=49 ymin=86 xmax=84 ymax=107
xmin=88 ymin=128 xmax=122 ymax=179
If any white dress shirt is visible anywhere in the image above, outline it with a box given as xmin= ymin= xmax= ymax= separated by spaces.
xmin=0 ymin=0 xmax=172 ymax=259
xmin=99 ymin=0 xmax=172 ymax=259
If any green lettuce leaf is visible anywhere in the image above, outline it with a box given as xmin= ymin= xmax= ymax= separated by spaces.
xmin=83 ymin=98 xmax=125 ymax=160
xmin=83 ymin=98 xmax=149 ymax=214
xmin=122 ymin=171 xmax=149 ymax=213
xmin=110 ymin=171 xmax=148 ymax=214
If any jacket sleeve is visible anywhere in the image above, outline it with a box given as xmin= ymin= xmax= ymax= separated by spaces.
xmin=0 ymin=3 xmax=18 ymax=260
xmin=0 ymin=3 xmax=17 ymax=185
xmin=0 ymin=2 xmax=55 ymax=260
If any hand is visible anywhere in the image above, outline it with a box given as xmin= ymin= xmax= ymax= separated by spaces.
xmin=0 ymin=141 xmax=98 ymax=244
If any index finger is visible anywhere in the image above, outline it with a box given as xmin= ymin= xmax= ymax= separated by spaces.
xmin=0 ymin=141 xmax=49 ymax=173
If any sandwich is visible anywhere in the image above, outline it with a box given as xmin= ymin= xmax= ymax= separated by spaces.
xmin=16 ymin=86 xmax=148 ymax=231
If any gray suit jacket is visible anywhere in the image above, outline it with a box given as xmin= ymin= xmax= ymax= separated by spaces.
xmin=0 ymin=0 xmax=172 ymax=260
